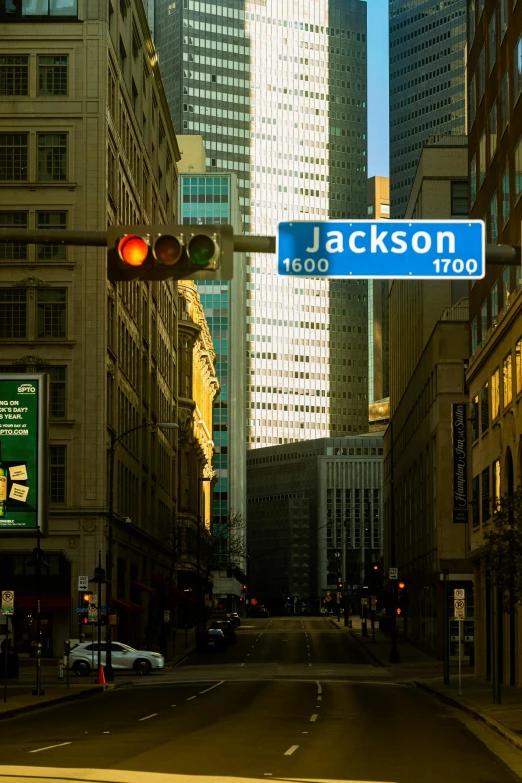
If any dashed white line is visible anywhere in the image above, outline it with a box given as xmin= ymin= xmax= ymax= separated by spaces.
xmin=139 ymin=713 xmax=158 ymax=721
xmin=30 ymin=742 xmax=72 ymax=753
xmin=310 ymin=714 xmax=318 ymax=722
xmin=317 ymin=695 xmax=322 ymax=701
xmin=316 ymin=681 xmax=323 ymax=695
xmin=284 ymin=745 xmax=299 ymax=756
xmin=186 ymin=696 xmax=197 ymax=701
xmin=199 ymin=680 xmax=224 ymax=694
xmin=240 ymin=662 xmax=245 ymax=667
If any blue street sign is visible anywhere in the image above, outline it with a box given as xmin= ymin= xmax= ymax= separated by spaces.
xmin=75 ymin=606 xmax=107 ymax=613
xmin=277 ymin=220 xmax=485 ymax=279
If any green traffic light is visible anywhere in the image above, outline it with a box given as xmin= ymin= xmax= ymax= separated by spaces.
xmin=188 ymin=234 xmax=218 ymax=267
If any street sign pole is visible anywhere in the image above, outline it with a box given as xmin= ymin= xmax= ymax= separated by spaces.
xmin=459 ymin=618 xmax=463 ymax=696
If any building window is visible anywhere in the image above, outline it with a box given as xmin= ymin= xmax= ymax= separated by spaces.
xmin=451 ymin=181 xmax=468 ymax=216
xmin=502 ymin=166 xmax=510 ymax=224
xmin=488 ymin=12 xmax=496 ymax=75
xmin=472 ymin=475 xmax=480 ymax=527
xmin=469 ymin=0 xmax=475 ymax=46
xmin=491 ymin=368 xmax=500 ymax=419
xmin=514 ymin=35 xmax=522 ymax=105
xmin=0 ymin=55 xmax=28 ymax=96
xmin=0 ymin=211 xmax=27 ymax=259
xmin=482 ymin=466 xmax=490 ymax=523
xmin=36 ymin=211 xmax=66 ymax=260
xmin=493 ymin=459 xmax=501 ymax=511
xmin=481 ymin=381 xmax=489 ymax=432
xmin=479 ymin=131 xmax=487 ymax=186
xmin=468 ymin=76 xmax=476 ymax=128
xmin=49 ymin=445 xmax=66 ymax=503
xmin=0 ymin=288 xmax=26 ymax=337
xmin=472 ymin=394 xmax=479 ymax=440
xmin=490 ymin=193 xmax=498 ymax=242
xmin=38 ymin=55 xmax=67 ymax=96
xmin=37 ymin=133 xmax=67 ymax=181
xmin=481 ymin=298 xmax=488 ymax=343
xmin=36 ymin=288 xmax=66 ymax=338
xmin=470 ymin=154 xmax=477 ymax=205
xmin=501 ymin=72 xmax=509 ymax=133
xmin=517 ymin=338 xmax=522 ymax=394
xmin=491 ymin=281 xmax=498 ymax=324
xmin=503 ymin=266 xmax=511 ymax=307
xmin=0 ymin=133 xmax=28 ymax=180
xmin=45 ymin=366 xmax=66 ymax=418
xmin=489 ymin=102 xmax=498 ymax=160
xmin=471 ymin=317 xmax=478 ymax=354
xmin=1 ymin=0 xmax=77 ymax=19
xmin=503 ymin=352 xmax=513 ymax=406
xmin=501 ymin=0 xmax=508 ymax=38
xmin=478 ymin=47 xmax=485 ymax=102
xmin=515 ymin=136 xmax=522 ymax=199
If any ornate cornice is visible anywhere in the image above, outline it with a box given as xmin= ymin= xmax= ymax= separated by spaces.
xmin=13 ymin=276 xmax=49 ymax=288
xmin=12 ymin=355 xmax=48 ymax=366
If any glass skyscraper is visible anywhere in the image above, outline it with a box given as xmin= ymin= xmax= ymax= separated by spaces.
xmin=179 ymin=173 xmax=246 ymax=542
xmin=389 ymin=0 xmax=467 ymax=217
xmin=153 ymin=0 xmax=369 ymax=448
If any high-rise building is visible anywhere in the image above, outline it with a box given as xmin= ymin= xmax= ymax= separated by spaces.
xmin=178 ymin=158 xmax=247 ymax=611
xmin=153 ymin=0 xmax=370 ymax=448
xmin=389 ymin=0 xmax=467 ymax=217
xmin=367 ymin=177 xmax=390 ymax=405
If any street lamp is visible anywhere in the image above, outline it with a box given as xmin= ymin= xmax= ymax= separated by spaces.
xmin=105 ymin=421 xmax=179 ymax=682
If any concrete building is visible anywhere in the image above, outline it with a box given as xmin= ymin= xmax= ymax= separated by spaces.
xmin=178 ymin=140 xmax=247 ymax=613
xmin=247 ymin=436 xmax=383 ymax=615
xmin=383 ymin=136 xmax=473 ymax=658
xmin=0 ymin=0 xmax=209 ymax=657
xmin=152 ymin=0 xmax=370 ymax=448
xmin=389 ymin=0 xmax=467 ymax=217
xmin=466 ymin=0 xmax=522 ymax=686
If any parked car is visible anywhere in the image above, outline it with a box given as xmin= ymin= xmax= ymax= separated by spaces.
xmin=197 ymin=627 xmax=227 ymax=652
xmin=68 ymin=641 xmax=164 ymax=676
xmin=209 ymin=620 xmax=236 ymax=644
xmin=250 ymin=605 xmax=269 ymax=618
xmin=228 ymin=612 xmax=241 ymax=627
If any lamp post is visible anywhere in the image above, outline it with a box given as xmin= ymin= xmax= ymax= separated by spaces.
xmin=105 ymin=420 xmax=179 ymax=682
xmin=196 ymin=476 xmax=212 ymax=639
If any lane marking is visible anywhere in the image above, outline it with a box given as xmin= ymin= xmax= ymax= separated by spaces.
xmin=200 ymin=680 xmax=224 ymax=694
xmin=264 ymin=774 xmax=273 ymax=776
xmin=316 ymin=681 xmax=322 ymax=694
xmin=103 ymin=731 xmax=110 ymax=734
xmin=171 ymin=704 xmax=176 ymax=707
xmin=317 ymin=695 xmax=322 ymax=701
xmin=186 ymin=696 xmax=197 ymax=701
xmin=30 ymin=742 xmax=71 ymax=754
xmin=308 ymin=663 xmax=312 ymax=666
xmin=139 ymin=713 xmax=158 ymax=721
xmin=302 ymin=731 xmax=309 ymax=734
xmin=284 ymin=745 xmax=299 ymax=756
xmin=240 ymin=662 xmax=245 ymax=667
xmin=310 ymin=714 xmax=318 ymax=722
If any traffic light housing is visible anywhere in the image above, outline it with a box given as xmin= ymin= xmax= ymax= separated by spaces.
xmin=337 ymin=581 xmax=344 ymax=592
xmin=398 ymin=581 xmax=409 ymax=616
xmin=107 ymin=224 xmax=234 ymax=282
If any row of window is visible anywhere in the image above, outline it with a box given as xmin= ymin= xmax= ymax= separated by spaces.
xmin=0 ymin=288 xmax=66 ymax=339
xmin=471 ymin=267 xmax=521 ymax=351
xmin=0 ymin=211 xmax=66 ymax=261
xmin=0 ymin=366 xmax=65 ymax=418
xmin=0 ymin=132 xmax=66 ymax=182
xmin=0 ymin=54 xmax=67 ymax=97
xmin=471 ymin=460 xmax=501 ymax=528
xmin=0 ymin=0 xmax=77 ymax=21
xmin=472 ymin=340 xmax=522 ymax=437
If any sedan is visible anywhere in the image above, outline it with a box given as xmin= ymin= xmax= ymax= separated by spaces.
xmin=69 ymin=641 xmax=164 ymax=676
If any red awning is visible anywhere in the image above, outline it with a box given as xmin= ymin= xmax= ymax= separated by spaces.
xmin=15 ymin=595 xmax=70 ymax=611
xmin=112 ymin=597 xmax=145 ymax=613
xmin=131 ymin=580 xmax=156 ymax=594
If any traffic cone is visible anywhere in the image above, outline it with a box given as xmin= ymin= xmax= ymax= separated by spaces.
xmin=97 ymin=664 xmax=106 ymax=685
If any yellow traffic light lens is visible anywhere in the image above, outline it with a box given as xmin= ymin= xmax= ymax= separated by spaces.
xmin=398 ymin=581 xmax=405 ymax=589
xmin=154 ymin=234 xmax=183 ymax=266
xmin=188 ymin=234 xmax=218 ymax=267
xmin=118 ymin=235 xmax=149 ymax=267
xmin=82 ymin=593 xmax=90 ymax=602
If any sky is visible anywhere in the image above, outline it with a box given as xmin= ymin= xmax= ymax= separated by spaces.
xmin=367 ymin=0 xmax=389 ymax=178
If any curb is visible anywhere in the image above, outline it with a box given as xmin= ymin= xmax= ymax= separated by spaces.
xmin=0 ymin=685 xmax=103 ymax=721
xmin=414 ymin=680 xmax=522 ymax=752
xmin=329 ymin=618 xmax=388 ymax=668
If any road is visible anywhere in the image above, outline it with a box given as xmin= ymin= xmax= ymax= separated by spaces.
xmin=0 ymin=617 xmax=519 ymax=783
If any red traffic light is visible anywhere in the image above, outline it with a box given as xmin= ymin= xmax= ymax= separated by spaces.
xmin=373 ymin=565 xmax=379 ymax=571
xmin=396 ymin=607 xmax=402 ymax=615
xmin=398 ymin=581 xmax=406 ymax=590
xmin=118 ymin=235 xmax=149 ymax=267
xmin=82 ymin=616 xmax=89 ymax=624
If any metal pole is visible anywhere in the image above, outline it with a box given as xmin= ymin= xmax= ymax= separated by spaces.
xmin=196 ymin=483 xmax=201 ymax=640
xmin=458 ymin=618 xmax=462 ymax=696
xmin=105 ymin=431 xmax=116 ymax=682
xmin=32 ymin=529 xmax=44 ymax=696
xmin=3 ymin=615 xmax=8 ymax=703
xmin=97 ymin=551 xmax=102 ymax=676
xmin=389 ymin=419 xmax=401 ymax=663
xmin=493 ymin=584 xmax=502 ymax=704
xmin=443 ymin=570 xmax=450 ymax=685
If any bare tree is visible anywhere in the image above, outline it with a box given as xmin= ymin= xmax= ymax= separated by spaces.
xmin=202 ymin=511 xmax=247 ymax=583
xmin=482 ymin=489 xmax=522 ymax=612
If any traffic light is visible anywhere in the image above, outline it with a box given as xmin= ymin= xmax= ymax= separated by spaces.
xmin=337 ymin=581 xmax=344 ymax=592
xmin=398 ymin=581 xmax=409 ymax=616
xmin=82 ymin=592 xmax=91 ymax=603
xmin=107 ymin=224 xmax=234 ymax=282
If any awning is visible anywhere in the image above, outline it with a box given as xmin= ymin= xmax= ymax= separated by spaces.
xmin=112 ymin=597 xmax=145 ymax=613
xmin=131 ymin=580 xmax=156 ymax=594
xmin=15 ymin=595 xmax=70 ymax=611
xmin=171 ymin=587 xmax=197 ymax=607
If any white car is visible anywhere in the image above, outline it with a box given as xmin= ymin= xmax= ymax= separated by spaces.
xmin=68 ymin=641 xmax=164 ymax=676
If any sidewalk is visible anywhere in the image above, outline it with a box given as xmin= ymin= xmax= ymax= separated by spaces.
xmin=0 ymin=682 xmax=103 ymax=720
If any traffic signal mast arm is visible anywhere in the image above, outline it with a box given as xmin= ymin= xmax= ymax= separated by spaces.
xmin=0 ymin=227 xmax=516 ymax=266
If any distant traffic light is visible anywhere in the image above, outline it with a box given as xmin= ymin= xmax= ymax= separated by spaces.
xmin=398 ymin=581 xmax=408 ymax=616
xmin=82 ymin=592 xmax=91 ymax=603
xmin=398 ymin=581 xmax=406 ymax=590
xmin=337 ymin=581 xmax=344 ymax=592
xmin=373 ymin=564 xmax=379 ymax=571
xmin=107 ymin=224 xmax=234 ymax=282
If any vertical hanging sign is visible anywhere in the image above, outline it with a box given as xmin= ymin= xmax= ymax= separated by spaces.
xmin=452 ymin=403 xmax=468 ymax=523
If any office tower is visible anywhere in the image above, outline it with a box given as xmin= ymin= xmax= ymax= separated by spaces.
xmin=367 ymin=177 xmax=390 ymax=405
xmin=179 ymin=166 xmax=247 ymax=608
xmin=153 ymin=0 xmax=369 ymax=447
xmin=389 ymin=0 xmax=467 ymax=217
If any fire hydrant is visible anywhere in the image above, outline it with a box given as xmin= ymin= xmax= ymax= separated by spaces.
xmin=57 ymin=658 xmax=64 ymax=679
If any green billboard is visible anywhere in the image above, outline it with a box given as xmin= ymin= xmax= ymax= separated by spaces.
xmin=0 ymin=375 xmax=47 ymax=533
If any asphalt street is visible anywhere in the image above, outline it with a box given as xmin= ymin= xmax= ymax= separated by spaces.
xmin=0 ymin=617 xmax=520 ymax=783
